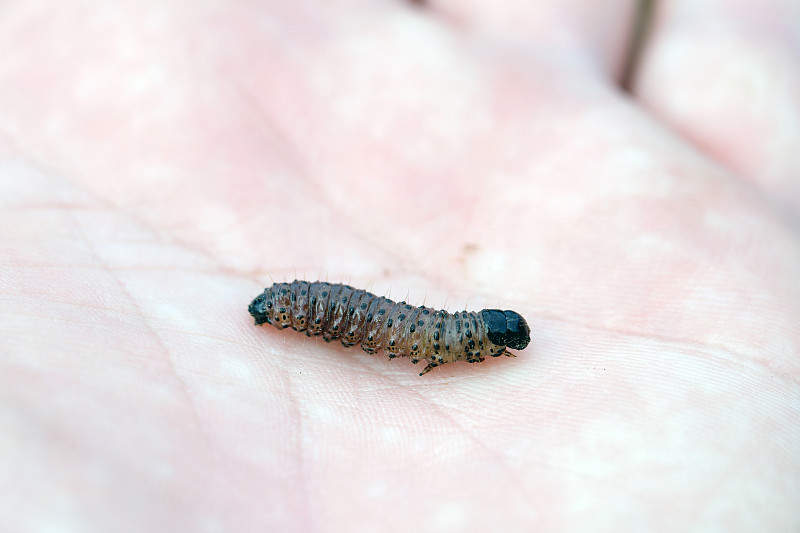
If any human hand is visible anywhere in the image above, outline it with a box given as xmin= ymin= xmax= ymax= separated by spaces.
xmin=1 ymin=1 xmax=798 ymax=531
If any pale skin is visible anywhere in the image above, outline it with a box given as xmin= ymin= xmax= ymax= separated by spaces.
xmin=0 ymin=0 xmax=799 ymax=531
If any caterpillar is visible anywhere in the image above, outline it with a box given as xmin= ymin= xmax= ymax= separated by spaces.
xmin=248 ymin=280 xmax=530 ymax=376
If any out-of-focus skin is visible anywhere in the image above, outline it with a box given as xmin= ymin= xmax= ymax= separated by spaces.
xmin=0 ymin=1 xmax=798 ymax=532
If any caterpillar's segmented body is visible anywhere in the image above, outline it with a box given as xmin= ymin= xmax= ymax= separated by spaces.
xmin=248 ymin=280 xmax=530 ymax=376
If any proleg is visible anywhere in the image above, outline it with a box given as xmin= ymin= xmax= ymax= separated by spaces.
xmin=248 ymin=280 xmax=530 ymax=376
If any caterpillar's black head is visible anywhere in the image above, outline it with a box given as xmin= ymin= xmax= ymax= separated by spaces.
xmin=248 ymin=292 xmax=271 ymax=325
xmin=480 ymin=309 xmax=530 ymax=350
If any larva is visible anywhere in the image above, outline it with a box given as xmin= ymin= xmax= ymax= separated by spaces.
xmin=248 ymin=280 xmax=530 ymax=376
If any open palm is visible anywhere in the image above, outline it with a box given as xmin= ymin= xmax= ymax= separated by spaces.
xmin=1 ymin=1 xmax=798 ymax=531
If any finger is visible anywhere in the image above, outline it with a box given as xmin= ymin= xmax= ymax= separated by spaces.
xmin=633 ymin=0 xmax=800 ymax=214
xmin=421 ymin=0 xmax=638 ymax=78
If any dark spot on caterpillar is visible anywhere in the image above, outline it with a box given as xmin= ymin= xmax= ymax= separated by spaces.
xmin=248 ymin=281 xmax=530 ymax=376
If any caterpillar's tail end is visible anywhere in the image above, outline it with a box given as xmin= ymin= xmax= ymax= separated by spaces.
xmin=248 ymin=293 xmax=270 ymax=325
